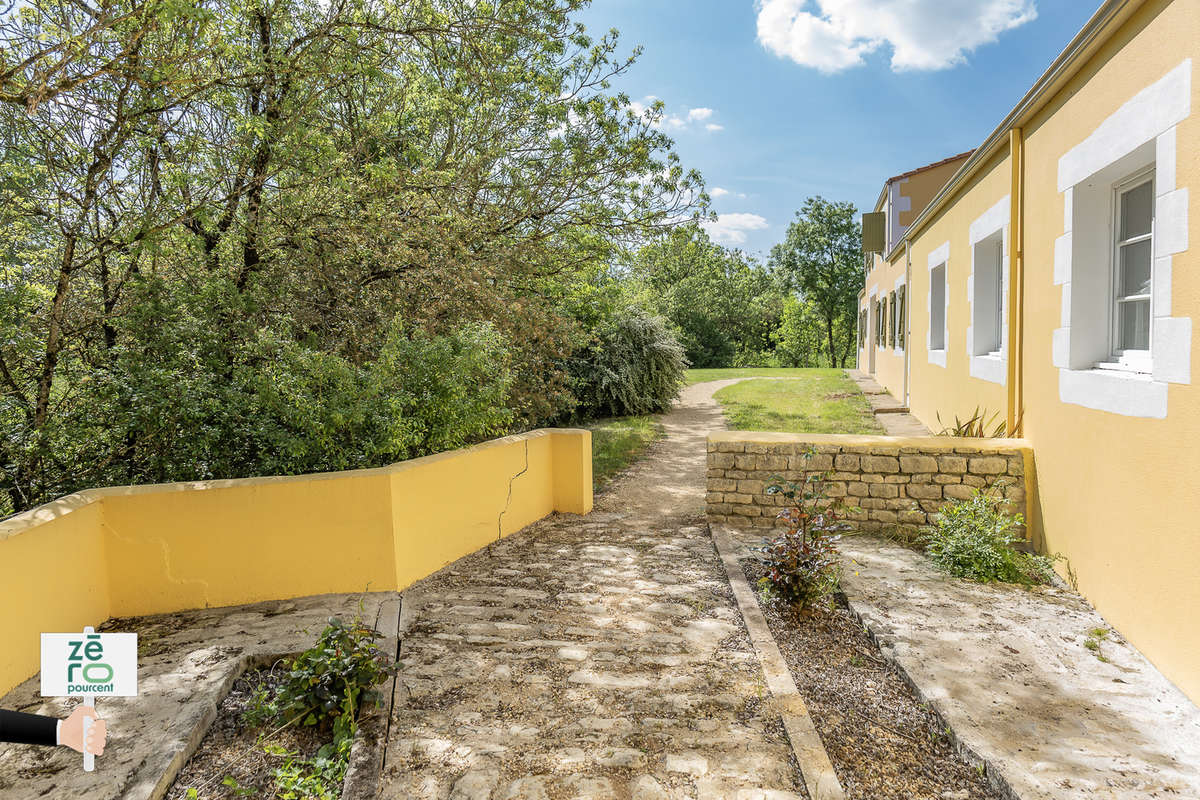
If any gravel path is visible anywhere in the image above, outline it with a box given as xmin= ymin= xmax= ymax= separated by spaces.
xmin=380 ymin=381 xmax=808 ymax=799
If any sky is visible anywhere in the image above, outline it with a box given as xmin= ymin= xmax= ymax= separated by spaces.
xmin=575 ymin=0 xmax=1101 ymax=258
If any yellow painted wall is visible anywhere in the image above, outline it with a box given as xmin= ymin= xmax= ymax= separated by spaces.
xmin=905 ymin=148 xmax=1012 ymax=432
xmin=0 ymin=499 xmax=109 ymax=701
xmin=897 ymin=159 xmax=969 ymax=229
xmin=862 ymin=254 xmax=907 ymax=398
xmin=1018 ymin=0 xmax=1200 ymax=702
xmin=889 ymin=0 xmax=1200 ymax=700
xmin=0 ymin=428 xmax=592 ymax=697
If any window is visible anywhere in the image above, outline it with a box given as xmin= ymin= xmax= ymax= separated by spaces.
xmin=1108 ymin=171 xmax=1154 ymax=370
xmin=972 ymin=233 xmax=1004 ymax=357
xmin=896 ymin=286 xmax=906 ymax=350
xmin=888 ymin=291 xmax=897 ymax=348
xmin=859 ymin=309 xmax=867 ymax=347
xmin=1053 ymin=58 xmax=1190 ymax=418
xmin=930 ymin=264 xmax=946 ymax=351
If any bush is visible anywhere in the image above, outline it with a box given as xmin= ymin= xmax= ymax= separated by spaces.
xmin=756 ymin=448 xmax=854 ymax=612
xmin=254 ymin=616 xmax=396 ymax=738
xmin=571 ymin=307 xmax=687 ymax=417
xmin=234 ymin=615 xmax=395 ymax=800
xmin=375 ymin=320 xmax=515 ymax=455
xmin=920 ymin=485 xmax=1057 ymax=584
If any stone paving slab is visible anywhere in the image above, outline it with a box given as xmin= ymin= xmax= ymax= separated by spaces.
xmin=0 ymin=592 xmax=398 ymax=800
xmin=844 ymin=370 xmax=931 ymax=436
xmin=381 ymin=511 xmax=807 ymax=799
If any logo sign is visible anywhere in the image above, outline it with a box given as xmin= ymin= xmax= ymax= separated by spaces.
xmin=40 ymin=632 xmax=137 ymax=697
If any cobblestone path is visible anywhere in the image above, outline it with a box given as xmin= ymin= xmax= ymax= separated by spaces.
xmin=381 ymin=382 xmax=807 ymax=799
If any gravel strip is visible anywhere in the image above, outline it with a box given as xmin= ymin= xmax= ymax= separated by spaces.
xmin=743 ymin=560 xmax=1006 ymax=800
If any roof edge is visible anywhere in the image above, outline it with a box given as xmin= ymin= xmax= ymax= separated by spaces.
xmin=885 ymin=0 xmax=1140 ymax=262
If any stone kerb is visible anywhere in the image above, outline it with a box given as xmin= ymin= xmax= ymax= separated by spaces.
xmin=706 ymin=432 xmax=1031 ymax=540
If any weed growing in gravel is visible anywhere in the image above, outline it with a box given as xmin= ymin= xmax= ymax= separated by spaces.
xmin=219 ymin=612 xmax=398 ymax=800
xmin=920 ymin=484 xmax=1058 ymax=585
xmin=757 ymin=448 xmax=857 ymax=614
xmin=1084 ymin=627 xmax=1111 ymax=663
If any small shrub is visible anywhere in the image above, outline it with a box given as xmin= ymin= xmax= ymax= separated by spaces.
xmin=936 ymin=406 xmax=1024 ymax=438
xmin=756 ymin=448 xmax=854 ymax=613
xmin=920 ymin=485 xmax=1057 ymax=585
xmin=249 ymin=615 xmax=397 ymax=744
xmin=571 ymin=307 xmax=688 ymax=418
xmin=276 ymin=616 xmax=396 ymax=732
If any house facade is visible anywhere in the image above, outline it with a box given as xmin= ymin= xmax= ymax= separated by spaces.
xmin=857 ymin=0 xmax=1200 ymax=702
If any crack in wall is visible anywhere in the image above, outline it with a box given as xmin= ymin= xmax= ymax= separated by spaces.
xmin=101 ymin=515 xmax=215 ymax=610
xmin=496 ymin=439 xmax=530 ymax=542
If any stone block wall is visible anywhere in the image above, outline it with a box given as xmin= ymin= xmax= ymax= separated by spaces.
xmin=707 ymin=432 xmax=1031 ymax=540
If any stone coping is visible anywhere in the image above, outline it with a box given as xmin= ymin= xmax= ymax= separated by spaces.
xmin=708 ymin=431 xmax=1031 ymax=453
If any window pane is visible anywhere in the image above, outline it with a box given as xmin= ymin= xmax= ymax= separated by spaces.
xmin=1118 ymin=299 xmax=1150 ymax=351
xmin=930 ymin=265 xmax=945 ymax=350
xmin=1120 ymin=179 xmax=1153 ymax=240
xmin=1119 ymin=239 xmax=1152 ymax=298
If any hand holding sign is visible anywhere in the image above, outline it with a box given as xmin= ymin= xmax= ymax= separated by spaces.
xmin=41 ymin=626 xmax=136 ymax=772
xmin=60 ymin=706 xmax=106 ymax=756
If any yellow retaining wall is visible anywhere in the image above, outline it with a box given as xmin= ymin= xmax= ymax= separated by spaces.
xmin=0 ymin=428 xmax=591 ymax=697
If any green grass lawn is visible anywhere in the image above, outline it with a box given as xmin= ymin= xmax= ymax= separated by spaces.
xmin=685 ymin=367 xmax=828 ymax=385
xmin=586 ymin=415 xmax=664 ymax=491
xmin=711 ymin=370 xmax=883 ymax=435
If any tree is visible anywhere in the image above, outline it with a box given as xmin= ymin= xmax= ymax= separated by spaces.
xmin=768 ymin=197 xmax=862 ymax=367
xmin=627 ymin=225 xmax=785 ymax=368
xmin=0 ymin=0 xmax=707 ymax=513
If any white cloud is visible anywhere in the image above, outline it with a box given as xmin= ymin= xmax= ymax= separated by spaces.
xmin=703 ymin=212 xmax=769 ymax=245
xmin=629 ymin=97 xmax=723 ymax=132
xmin=710 ymin=187 xmax=730 ymax=197
xmin=755 ymin=0 xmax=1038 ymax=73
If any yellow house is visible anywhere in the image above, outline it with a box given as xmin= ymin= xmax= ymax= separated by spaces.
xmin=857 ymin=0 xmax=1200 ymax=703
xmin=861 ymin=151 xmax=972 ymax=402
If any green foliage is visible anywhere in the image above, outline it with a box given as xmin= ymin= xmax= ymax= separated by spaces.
xmin=628 ymin=226 xmax=785 ymax=368
xmin=267 ymin=616 xmax=396 ymax=734
xmin=772 ymin=295 xmax=854 ymax=368
xmin=0 ymin=0 xmax=707 ymax=513
xmin=756 ymin=449 xmax=854 ymax=613
xmin=920 ymin=486 xmax=1057 ymax=585
xmin=587 ymin=415 xmax=663 ymax=491
xmin=43 ymin=277 xmax=514 ymax=494
xmin=1083 ymin=627 xmax=1111 ymax=663
xmin=264 ymin=738 xmax=351 ymax=800
xmin=225 ymin=615 xmax=394 ymax=800
xmin=769 ymin=197 xmax=863 ymax=368
xmin=936 ymin=406 xmax=1018 ymax=438
xmin=684 ymin=367 xmax=821 ymax=384
xmin=571 ymin=307 xmax=687 ymax=418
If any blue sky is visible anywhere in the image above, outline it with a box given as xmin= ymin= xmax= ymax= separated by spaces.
xmin=576 ymin=0 xmax=1100 ymax=257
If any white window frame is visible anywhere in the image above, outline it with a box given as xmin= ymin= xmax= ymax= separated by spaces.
xmin=1101 ymin=168 xmax=1155 ymax=373
xmin=967 ymin=196 xmax=1010 ymax=385
xmin=893 ymin=276 xmax=906 ymax=354
xmin=926 ymin=241 xmax=949 ymax=367
xmin=1054 ymin=59 xmax=1191 ymax=419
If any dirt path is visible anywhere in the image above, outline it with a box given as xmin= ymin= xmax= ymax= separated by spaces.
xmin=380 ymin=380 xmax=805 ymax=799
xmin=594 ymin=380 xmax=742 ymax=525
